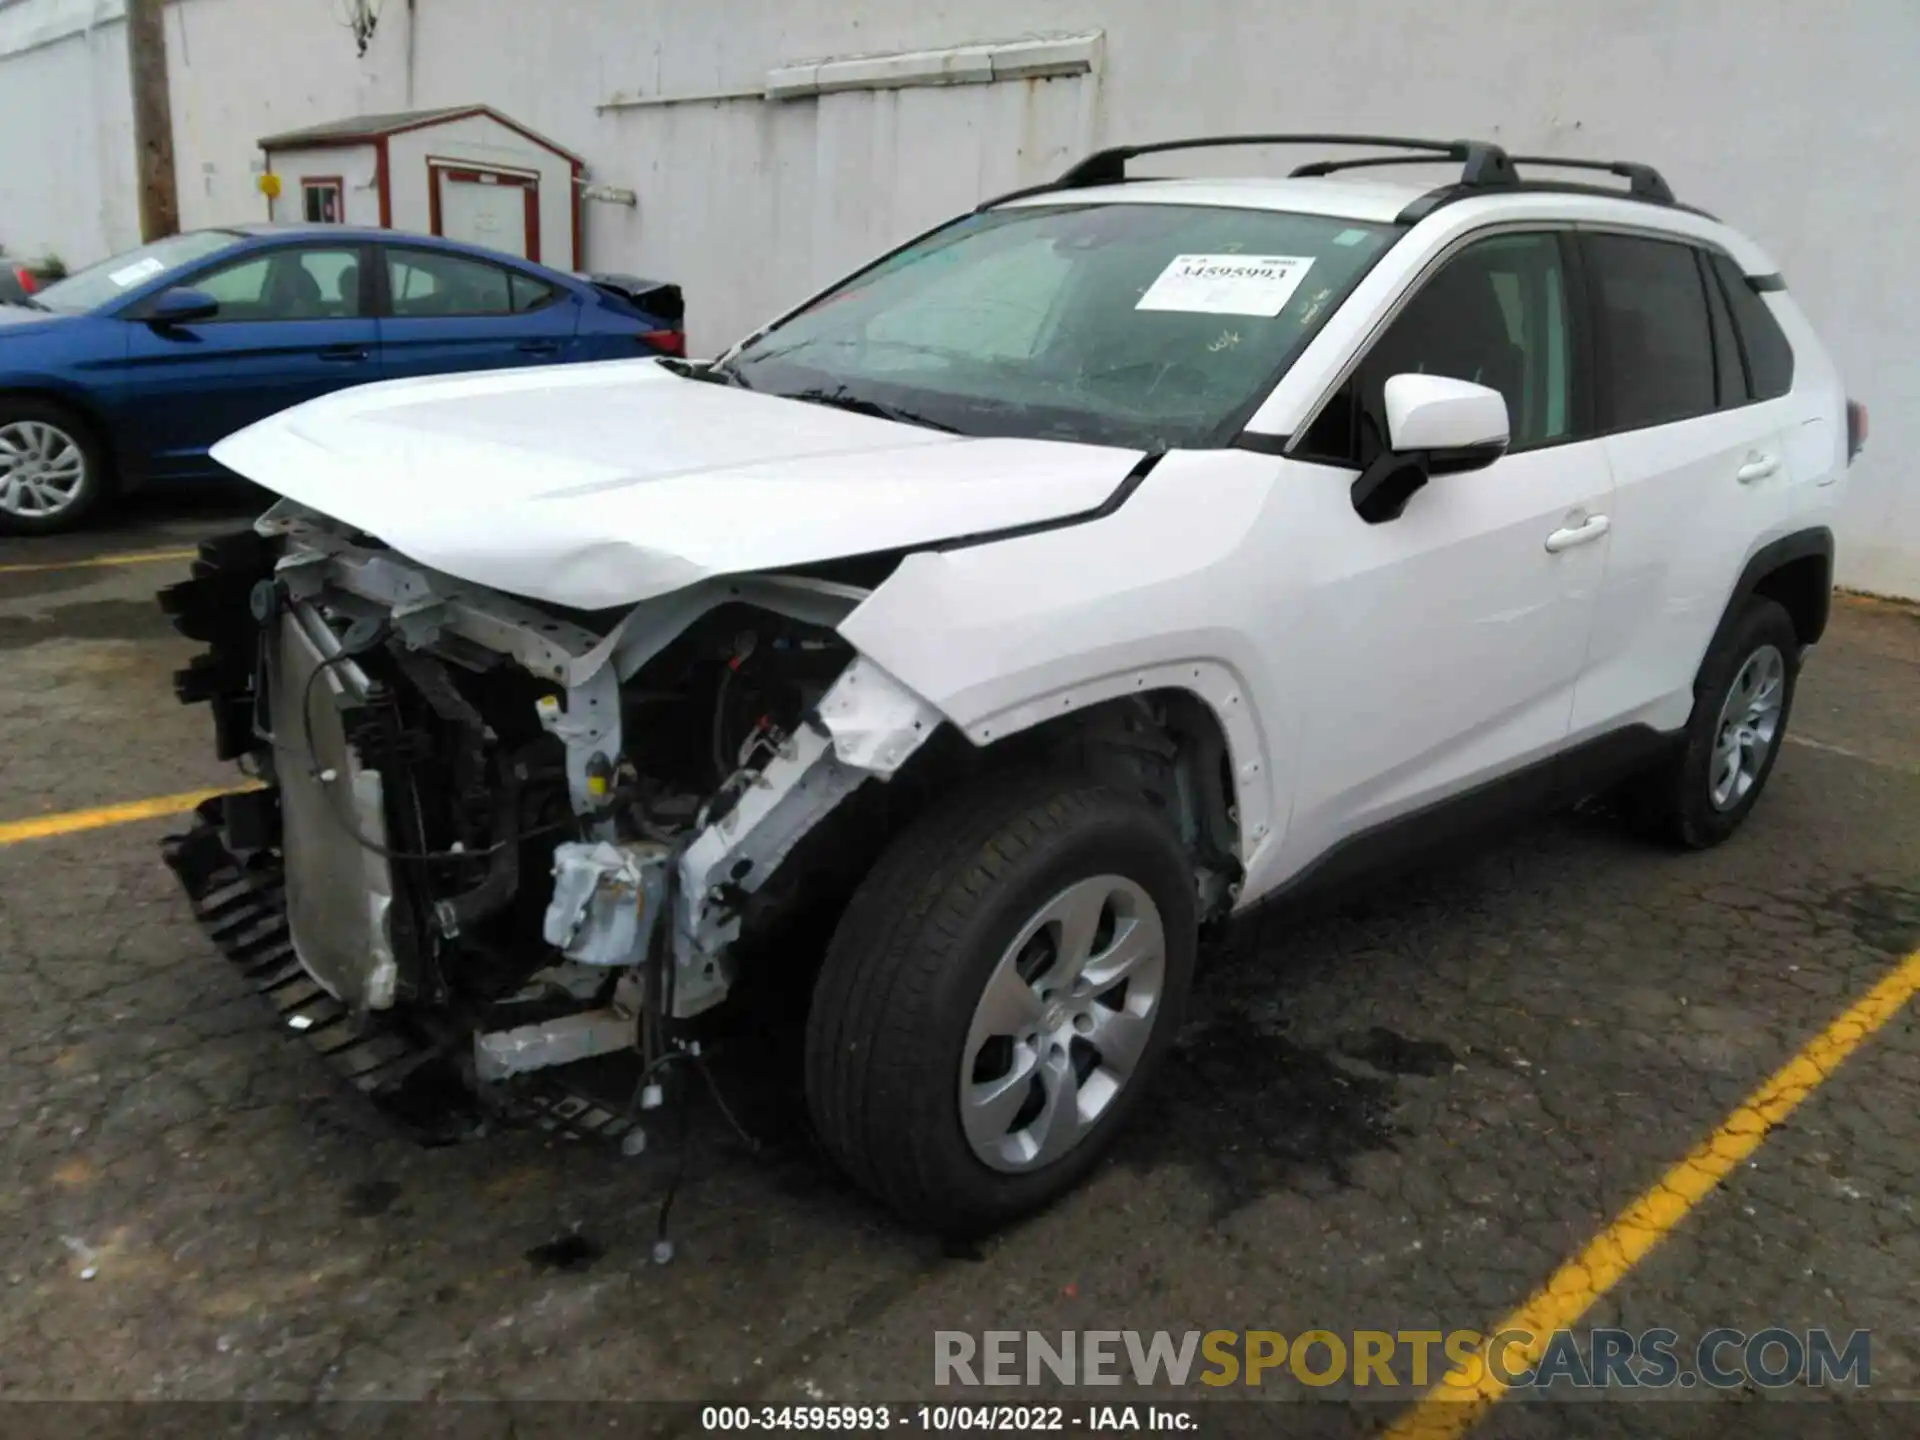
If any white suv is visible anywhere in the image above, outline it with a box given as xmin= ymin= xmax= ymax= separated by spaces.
xmin=162 ymin=136 xmax=1862 ymax=1235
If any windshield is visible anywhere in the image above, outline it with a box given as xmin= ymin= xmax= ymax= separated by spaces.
xmin=722 ymin=203 xmax=1395 ymax=449
xmin=34 ymin=231 xmax=246 ymax=315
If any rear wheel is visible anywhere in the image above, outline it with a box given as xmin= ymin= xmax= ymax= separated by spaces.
xmin=0 ymin=400 xmax=108 ymax=535
xmin=1627 ymin=597 xmax=1800 ymax=848
xmin=804 ymin=775 xmax=1197 ymax=1235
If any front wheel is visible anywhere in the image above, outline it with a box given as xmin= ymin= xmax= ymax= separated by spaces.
xmin=804 ymin=776 xmax=1197 ymax=1235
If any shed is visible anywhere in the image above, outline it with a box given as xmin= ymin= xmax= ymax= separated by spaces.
xmin=258 ymin=105 xmax=583 ymax=268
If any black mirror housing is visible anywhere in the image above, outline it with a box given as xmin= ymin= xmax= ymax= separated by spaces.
xmin=1350 ymin=439 xmax=1504 ymax=525
xmin=147 ymin=287 xmax=220 ymax=327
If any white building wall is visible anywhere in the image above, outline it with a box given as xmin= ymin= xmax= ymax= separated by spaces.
xmin=0 ymin=0 xmax=1914 ymax=597
xmin=263 ymin=142 xmax=380 ymax=227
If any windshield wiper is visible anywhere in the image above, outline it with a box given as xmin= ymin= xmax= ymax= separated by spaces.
xmin=783 ymin=387 xmax=959 ymax=433
xmin=2 ymin=295 xmax=49 ymax=311
xmin=662 ymin=356 xmax=753 ymax=390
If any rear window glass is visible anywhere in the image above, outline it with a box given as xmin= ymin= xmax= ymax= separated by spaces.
xmin=1585 ymin=233 xmax=1716 ymax=432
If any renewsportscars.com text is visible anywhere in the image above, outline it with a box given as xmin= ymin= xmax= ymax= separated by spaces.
xmin=934 ymin=1327 xmax=1870 ymax=1391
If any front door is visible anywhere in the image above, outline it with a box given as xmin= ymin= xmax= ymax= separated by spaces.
xmin=113 ymin=242 xmax=376 ymax=477
xmin=1275 ymin=230 xmax=1615 ymax=877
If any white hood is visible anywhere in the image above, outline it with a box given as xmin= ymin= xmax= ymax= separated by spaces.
xmin=212 ymin=358 xmax=1141 ymax=610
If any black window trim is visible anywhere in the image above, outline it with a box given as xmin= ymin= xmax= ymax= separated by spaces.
xmin=373 ymin=241 xmax=566 ymax=320
xmin=1287 ymin=221 xmax=1597 ymax=469
xmin=1705 ymin=250 xmax=1796 ymax=403
xmin=1697 ymin=246 xmax=1751 ymax=409
xmin=124 ymin=239 xmax=374 ymax=324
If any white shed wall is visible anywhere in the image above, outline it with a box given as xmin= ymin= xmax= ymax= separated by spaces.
xmin=263 ymin=142 xmax=381 ymax=227
xmin=0 ymin=0 xmax=1914 ymax=596
xmin=384 ymin=114 xmax=574 ymax=264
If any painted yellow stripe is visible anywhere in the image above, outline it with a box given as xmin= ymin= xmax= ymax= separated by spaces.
xmin=1386 ymin=944 xmax=1920 ymax=1440
xmin=0 ymin=546 xmax=198 ymax=576
xmin=0 ymin=783 xmax=259 ymax=846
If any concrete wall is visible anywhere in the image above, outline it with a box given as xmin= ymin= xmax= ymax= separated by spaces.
xmin=0 ymin=0 xmax=1913 ymax=596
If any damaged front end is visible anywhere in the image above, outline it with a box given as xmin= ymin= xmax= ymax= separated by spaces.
xmin=159 ymin=502 xmax=942 ymax=1138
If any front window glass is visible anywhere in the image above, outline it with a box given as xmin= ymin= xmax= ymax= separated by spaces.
xmin=34 ymin=231 xmax=244 ymax=314
xmin=722 ymin=204 xmax=1396 ymax=449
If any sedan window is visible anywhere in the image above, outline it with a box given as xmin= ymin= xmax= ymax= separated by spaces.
xmin=34 ymin=231 xmax=243 ymax=314
xmin=387 ymin=249 xmax=519 ymax=317
xmin=191 ymin=247 xmax=363 ymax=321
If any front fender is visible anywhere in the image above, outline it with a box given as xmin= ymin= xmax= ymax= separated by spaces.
xmin=839 ymin=448 xmax=1307 ymax=875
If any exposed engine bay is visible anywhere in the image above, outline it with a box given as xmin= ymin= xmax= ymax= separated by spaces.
xmin=159 ymin=500 xmax=946 ymax=1126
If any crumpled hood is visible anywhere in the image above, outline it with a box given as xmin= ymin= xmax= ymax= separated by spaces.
xmin=212 ymin=358 xmax=1141 ymax=610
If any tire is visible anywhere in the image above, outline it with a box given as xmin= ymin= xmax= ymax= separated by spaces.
xmin=1627 ymin=597 xmax=1801 ymax=849
xmin=805 ymin=774 xmax=1198 ymax=1236
xmin=0 ymin=398 xmax=110 ymax=535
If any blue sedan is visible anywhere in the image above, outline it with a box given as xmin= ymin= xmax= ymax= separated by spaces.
xmin=0 ymin=224 xmax=685 ymax=533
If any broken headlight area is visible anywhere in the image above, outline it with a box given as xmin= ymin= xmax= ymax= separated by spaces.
xmin=157 ymin=513 xmax=940 ymax=1141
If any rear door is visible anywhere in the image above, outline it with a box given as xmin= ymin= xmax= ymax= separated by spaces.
xmin=115 ymin=242 xmax=376 ymax=476
xmin=1567 ymin=232 xmax=1795 ymax=741
xmin=375 ymin=245 xmax=582 ymax=379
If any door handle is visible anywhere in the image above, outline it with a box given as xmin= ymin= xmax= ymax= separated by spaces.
xmin=1736 ymin=453 xmax=1780 ymax=483
xmin=317 ymin=345 xmax=369 ymax=362
xmin=1545 ymin=514 xmax=1611 ymax=553
xmin=516 ymin=340 xmax=561 ymax=356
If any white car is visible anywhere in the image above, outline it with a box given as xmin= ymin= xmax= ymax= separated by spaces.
xmin=162 ymin=135 xmax=1863 ymax=1235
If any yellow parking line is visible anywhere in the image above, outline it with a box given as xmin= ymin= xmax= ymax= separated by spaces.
xmin=0 ymin=784 xmax=258 ymax=847
xmin=1386 ymin=944 xmax=1920 ymax=1439
xmin=0 ymin=546 xmax=198 ymax=576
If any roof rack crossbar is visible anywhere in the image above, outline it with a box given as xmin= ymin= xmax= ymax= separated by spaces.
xmin=1502 ymin=155 xmax=1675 ymax=203
xmin=1049 ymin=134 xmax=1518 ymax=191
xmin=1289 ymin=153 xmax=1488 ymax=179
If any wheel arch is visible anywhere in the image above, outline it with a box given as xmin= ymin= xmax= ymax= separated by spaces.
xmin=927 ymin=667 xmax=1265 ymax=918
xmin=1722 ymin=526 xmax=1834 ymax=651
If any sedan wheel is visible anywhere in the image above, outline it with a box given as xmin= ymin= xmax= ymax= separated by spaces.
xmin=0 ymin=419 xmax=89 ymax=521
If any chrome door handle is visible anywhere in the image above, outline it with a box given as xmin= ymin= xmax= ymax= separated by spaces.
xmin=1545 ymin=515 xmax=1611 ymax=553
xmin=1736 ymin=454 xmax=1780 ymax=483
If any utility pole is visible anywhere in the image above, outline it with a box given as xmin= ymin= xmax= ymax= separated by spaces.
xmin=126 ymin=0 xmax=180 ymax=241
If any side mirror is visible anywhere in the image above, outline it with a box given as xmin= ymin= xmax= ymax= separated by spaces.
xmin=146 ymin=287 xmax=220 ymax=328
xmin=1351 ymin=374 xmax=1511 ymax=524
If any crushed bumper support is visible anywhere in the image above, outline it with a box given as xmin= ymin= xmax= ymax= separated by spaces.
xmin=162 ymin=797 xmax=644 ymax=1148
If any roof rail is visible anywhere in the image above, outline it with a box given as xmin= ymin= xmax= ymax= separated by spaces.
xmin=978 ymin=134 xmax=1693 ymax=219
xmin=976 ymin=134 xmax=1517 ymax=210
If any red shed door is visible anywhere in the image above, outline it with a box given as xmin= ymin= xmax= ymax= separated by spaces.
xmin=429 ymin=161 xmax=539 ymax=261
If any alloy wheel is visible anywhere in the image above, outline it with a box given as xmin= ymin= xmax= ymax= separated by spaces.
xmin=1709 ymin=643 xmax=1786 ymax=811
xmin=960 ymin=874 xmax=1167 ymax=1174
xmin=0 ymin=420 xmax=87 ymax=519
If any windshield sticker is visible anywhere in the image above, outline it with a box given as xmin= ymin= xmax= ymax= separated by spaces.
xmin=1332 ymin=228 xmax=1372 ymax=247
xmin=1135 ymin=254 xmax=1316 ymax=318
xmin=108 ymin=257 xmax=167 ymax=288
